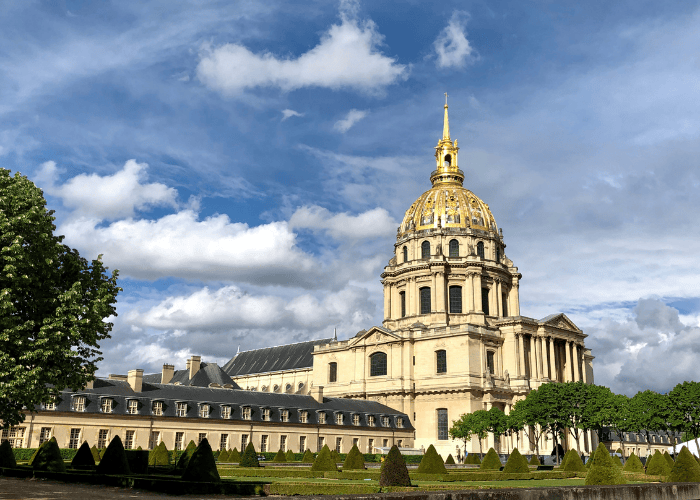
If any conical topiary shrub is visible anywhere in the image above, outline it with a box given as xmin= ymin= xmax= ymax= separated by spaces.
xmin=616 ymin=448 xmax=623 ymax=455
xmin=272 ymin=449 xmax=287 ymax=462
xmin=71 ymin=441 xmax=96 ymax=469
xmin=91 ymin=445 xmax=101 ymax=463
xmin=561 ymin=449 xmax=586 ymax=472
xmin=149 ymin=441 xmax=170 ymax=466
xmin=503 ymin=448 xmax=530 ymax=473
xmin=285 ymin=449 xmax=295 ymax=462
xmin=612 ymin=455 xmax=623 ymax=467
xmin=465 ymin=453 xmax=481 ymax=465
xmin=559 ymin=449 xmax=571 ymax=469
xmin=311 ymin=445 xmax=338 ymax=472
xmin=218 ymin=449 xmax=229 ymax=463
xmin=301 ymin=449 xmax=314 ymax=463
xmin=585 ymin=443 xmax=625 ymax=485
xmin=667 ymin=446 xmax=700 ymax=483
xmin=445 ymin=454 xmax=455 ymax=465
xmin=330 ymin=449 xmax=340 ymax=463
xmin=182 ymin=438 xmax=220 ymax=482
xmin=664 ymin=451 xmax=675 ymax=468
xmin=342 ymin=444 xmax=366 ymax=470
xmin=379 ymin=445 xmax=411 ymax=487
xmin=32 ymin=437 xmax=66 ymax=473
xmin=176 ymin=440 xmax=197 ymax=470
xmin=480 ymin=448 xmax=502 ymax=470
xmin=0 ymin=440 xmax=17 ymax=468
xmin=96 ymin=435 xmax=130 ymax=475
xmin=229 ymin=447 xmax=240 ymax=462
xmin=529 ymin=454 xmax=541 ymax=466
xmin=417 ymin=444 xmax=447 ymax=474
xmin=646 ymin=450 xmax=671 ymax=476
xmin=239 ymin=441 xmax=260 ymax=468
xmin=623 ymin=452 xmax=644 ymax=472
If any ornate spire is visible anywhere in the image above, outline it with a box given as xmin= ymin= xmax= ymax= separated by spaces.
xmin=443 ymin=93 xmax=450 ymax=140
xmin=432 ymin=95 xmax=463 ymax=187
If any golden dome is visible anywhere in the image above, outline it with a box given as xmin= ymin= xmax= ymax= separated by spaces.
xmin=399 ymin=98 xmax=497 ymax=236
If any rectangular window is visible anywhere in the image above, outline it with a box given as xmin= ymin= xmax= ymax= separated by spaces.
xmin=317 ymin=436 xmax=325 ymax=451
xmin=124 ymin=430 xmax=135 ymax=450
xmin=199 ymin=404 xmax=210 ymax=418
xmin=352 ymin=414 xmax=360 ymax=426
xmin=68 ymin=428 xmax=81 ymax=449
xmin=335 ymin=413 xmax=343 ymax=425
xmin=300 ymin=410 xmax=308 ymax=423
xmin=198 ymin=433 xmax=206 ymax=445
xmin=280 ymin=435 xmax=287 ymax=452
xmin=449 ymin=286 xmax=462 ymax=313
xmin=299 ymin=435 xmax=307 ymax=452
xmin=336 ymin=437 xmax=342 ymax=453
xmin=487 ymin=351 xmax=495 ymax=375
xmin=241 ymin=434 xmax=248 ymax=450
xmin=101 ymin=398 xmax=113 ymax=413
xmin=420 ymin=287 xmax=431 ymax=315
xmin=368 ymin=438 xmax=374 ymax=453
xmin=353 ymin=437 xmax=359 ymax=448
xmin=221 ymin=405 xmax=231 ymax=419
xmin=502 ymin=292 xmax=508 ymax=317
xmin=260 ymin=435 xmax=268 ymax=453
xmin=397 ymin=417 xmax=403 ymax=428
xmin=400 ymin=291 xmax=406 ymax=317
xmin=73 ymin=396 xmax=85 ymax=412
xmin=38 ymin=427 xmax=52 ymax=446
xmin=437 ymin=409 xmax=448 ymax=440
xmin=367 ymin=415 xmax=375 ymax=427
xmin=127 ymin=400 xmax=139 ymax=415
xmin=97 ymin=429 xmax=109 ymax=449
xmin=45 ymin=397 xmax=56 ymax=411
xmin=281 ymin=409 xmax=289 ymax=422
xmin=318 ymin=412 xmax=326 ymax=424
xmin=436 ymin=350 xmax=447 ymax=373
xmin=329 ymin=362 xmax=337 ymax=383
xmin=262 ymin=408 xmax=270 ymax=421
xmin=242 ymin=407 xmax=251 ymax=420
xmin=2 ymin=427 xmax=26 ymax=448
xmin=383 ymin=439 xmax=388 ymax=447
xmin=397 ymin=439 xmax=403 ymax=448
xmin=381 ymin=416 xmax=390 ymax=427
xmin=152 ymin=401 xmax=163 ymax=416
xmin=149 ymin=431 xmax=160 ymax=449
xmin=219 ymin=434 xmax=228 ymax=451
xmin=176 ymin=402 xmax=187 ymax=417
xmin=481 ymin=288 xmax=490 ymax=316
xmin=174 ymin=432 xmax=184 ymax=451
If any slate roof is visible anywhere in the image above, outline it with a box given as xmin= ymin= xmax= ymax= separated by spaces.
xmin=142 ymin=362 xmax=241 ymax=389
xmin=40 ymin=378 xmax=413 ymax=430
xmin=223 ymin=338 xmax=333 ymax=376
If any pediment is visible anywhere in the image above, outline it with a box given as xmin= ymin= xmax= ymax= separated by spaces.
xmin=540 ymin=313 xmax=581 ymax=332
xmin=348 ymin=326 xmax=401 ymax=347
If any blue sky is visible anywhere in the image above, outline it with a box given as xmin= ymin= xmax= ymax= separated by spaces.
xmin=2 ymin=0 xmax=700 ymax=395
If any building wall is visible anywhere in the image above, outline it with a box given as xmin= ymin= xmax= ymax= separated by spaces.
xmin=232 ymin=368 xmax=312 ymax=395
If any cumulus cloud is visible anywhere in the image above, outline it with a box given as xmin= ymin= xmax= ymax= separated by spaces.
xmin=36 ymin=160 xmax=178 ymax=220
xmin=281 ymin=109 xmax=304 ymax=121
xmin=196 ymin=11 xmax=407 ymax=95
xmin=333 ymin=109 xmax=369 ymax=132
xmin=289 ymin=205 xmax=397 ymax=241
xmin=433 ymin=11 xmax=476 ymax=69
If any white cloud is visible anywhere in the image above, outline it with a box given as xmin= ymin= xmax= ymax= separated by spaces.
xmin=36 ymin=160 xmax=178 ymax=220
xmin=333 ymin=109 xmax=369 ymax=132
xmin=433 ymin=11 xmax=476 ymax=69
xmin=196 ymin=12 xmax=407 ymax=95
xmin=281 ymin=109 xmax=304 ymax=121
xmin=289 ymin=205 xmax=397 ymax=241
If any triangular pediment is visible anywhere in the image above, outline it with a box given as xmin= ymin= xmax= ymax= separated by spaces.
xmin=540 ymin=313 xmax=581 ymax=332
xmin=348 ymin=326 xmax=401 ymax=347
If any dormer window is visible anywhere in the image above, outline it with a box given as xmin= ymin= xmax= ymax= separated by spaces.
xmin=335 ymin=413 xmax=343 ymax=425
xmin=152 ymin=401 xmax=163 ymax=416
xmin=281 ymin=409 xmax=289 ymax=422
xmin=199 ymin=404 xmax=210 ymax=418
xmin=127 ymin=400 xmax=139 ymax=415
xmin=242 ymin=406 xmax=251 ymax=420
xmin=381 ymin=416 xmax=390 ymax=427
xmin=221 ymin=405 xmax=231 ymax=419
xmin=176 ymin=402 xmax=187 ymax=417
xmin=397 ymin=417 xmax=404 ymax=428
xmin=285 ymin=383 xmax=292 ymax=392
xmin=72 ymin=396 xmax=86 ymax=412
xmin=318 ymin=412 xmax=327 ymax=424
xmin=352 ymin=414 xmax=360 ymax=426
xmin=299 ymin=410 xmax=308 ymax=423
xmin=367 ymin=415 xmax=375 ymax=427
xmin=262 ymin=408 xmax=270 ymax=421
xmin=45 ymin=396 xmax=57 ymax=411
xmin=101 ymin=398 xmax=114 ymax=414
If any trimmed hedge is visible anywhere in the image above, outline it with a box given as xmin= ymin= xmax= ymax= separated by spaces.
xmin=330 ymin=449 xmax=341 ymax=463
xmin=585 ymin=443 xmax=625 ymax=485
xmin=342 ymin=444 xmax=366 ymax=470
xmin=149 ymin=441 xmax=170 ymax=466
xmin=612 ymin=455 xmax=623 ymax=467
xmin=311 ymin=445 xmax=337 ymax=472
xmin=529 ymin=454 xmax=541 ymax=466
xmin=240 ymin=442 xmax=260 ymax=468
xmin=561 ymin=449 xmax=586 ymax=472
xmin=623 ymin=452 xmax=644 ymax=472
xmin=182 ymin=438 xmax=220 ymax=482
xmin=229 ymin=448 xmax=241 ymax=463
xmin=32 ymin=437 xmax=66 ymax=473
xmin=445 ymin=454 xmax=455 ymax=465
xmin=417 ymin=444 xmax=447 ymax=474
xmin=96 ymin=435 xmax=130 ymax=475
xmin=480 ymin=448 xmax=501 ymax=470
xmin=379 ymin=444 xmax=411 ymax=487
xmin=217 ymin=449 xmax=230 ymax=463
xmin=285 ymin=449 xmax=295 ymax=462
xmin=667 ymin=446 xmax=700 ymax=483
xmin=503 ymin=448 xmax=529 ymax=473
xmin=176 ymin=440 xmax=197 ymax=470
xmin=272 ymin=449 xmax=287 ymax=463
xmin=90 ymin=445 xmax=101 ymax=464
xmin=647 ymin=450 xmax=672 ymax=476
xmin=301 ymin=449 xmax=315 ymax=463
xmin=465 ymin=453 xmax=481 ymax=465
xmin=71 ymin=441 xmax=95 ymax=469
xmin=664 ymin=451 xmax=675 ymax=468
xmin=268 ymin=483 xmax=381 ymax=496
xmin=0 ymin=440 xmax=17 ymax=468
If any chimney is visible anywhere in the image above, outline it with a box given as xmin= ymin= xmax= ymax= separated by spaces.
xmin=85 ymin=378 xmax=94 ymax=390
xmin=311 ymin=385 xmax=324 ymax=403
xmin=127 ymin=369 xmax=143 ymax=392
xmin=162 ymin=364 xmax=174 ymax=384
xmin=188 ymin=355 xmax=201 ymax=380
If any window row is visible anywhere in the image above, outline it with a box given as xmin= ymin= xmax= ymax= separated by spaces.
xmin=248 ymin=382 xmax=305 ymax=392
xmin=401 ymin=240 xmax=502 ymax=261
xmin=397 ymin=286 xmax=509 ymax=318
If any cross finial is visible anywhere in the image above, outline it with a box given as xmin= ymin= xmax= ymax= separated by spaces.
xmin=444 ymin=92 xmax=448 ymax=106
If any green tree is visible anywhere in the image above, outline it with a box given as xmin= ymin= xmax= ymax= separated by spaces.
xmin=669 ymin=381 xmax=700 ymax=456
xmin=607 ymin=393 xmax=634 ymax=458
xmin=559 ymin=381 xmax=591 ymax=453
xmin=486 ymin=406 xmax=508 ymax=452
xmin=581 ymin=384 xmax=616 ymax=443
xmin=508 ymin=388 xmax=550 ymax=458
xmin=0 ymin=169 xmax=121 ymax=427
xmin=629 ymin=390 xmax=668 ymax=456
xmin=450 ymin=411 xmax=490 ymax=457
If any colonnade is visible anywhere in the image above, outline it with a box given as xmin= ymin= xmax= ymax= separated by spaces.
xmin=514 ymin=334 xmax=586 ymax=383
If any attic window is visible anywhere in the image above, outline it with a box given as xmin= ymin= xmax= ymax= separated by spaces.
xmin=199 ymin=404 xmax=210 ymax=418
xmin=221 ymin=405 xmax=231 ymax=419
xmin=72 ymin=396 xmax=86 ymax=412
xmin=127 ymin=400 xmax=139 ymax=415
xmin=318 ymin=412 xmax=327 ymax=424
xmin=285 ymin=383 xmax=292 ymax=392
xmin=176 ymin=402 xmax=187 ymax=417
xmin=100 ymin=398 xmax=114 ymax=414
xmin=396 ymin=417 xmax=404 ymax=428
xmin=299 ymin=410 xmax=308 ymax=423
xmin=335 ymin=413 xmax=343 ymax=425
xmin=242 ymin=407 xmax=251 ymax=420
xmin=281 ymin=409 xmax=289 ymax=422
xmin=261 ymin=385 xmax=267 ymax=392
xmin=262 ymin=408 xmax=271 ymax=421
xmin=273 ymin=385 xmax=279 ymax=392
xmin=152 ymin=401 xmax=163 ymax=416
xmin=381 ymin=416 xmax=390 ymax=427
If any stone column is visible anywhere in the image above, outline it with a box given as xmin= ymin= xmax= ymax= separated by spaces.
xmin=474 ymin=273 xmax=483 ymax=313
xmin=436 ymin=270 xmax=445 ymax=313
xmin=541 ymin=337 xmax=550 ymax=380
xmin=518 ymin=334 xmax=526 ymax=378
xmin=549 ymin=338 xmax=556 ymax=381
xmin=573 ymin=344 xmax=581 ymax=382
xmin=496 ymin=280 xmax=503 ymax=317
xmin=409 ymin=277 xmax=416 ymax=317
xmin=565 ymin=341 xmax=572 ymax=382
xmin=431 ymin=273 xmax=437 ymax=314
xmin=537 ymin=337 xmax=544 ymax=379
xmin=581 ymin=350 xmax=588 ymax=383
xmin=465 ymin=274 xmax=474 ymax=311
xmin=383 ymin=283 xmax=391 ymax=320
xmin=527 ymin=336 xmax=536 ymax=380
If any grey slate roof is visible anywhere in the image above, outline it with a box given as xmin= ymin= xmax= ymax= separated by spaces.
xmin=41 ymin=378 xmax=413 ymax=431
xmin=223 ymin=338 xmax=333 ymax=376
xmin=142 ymin=362 xmax=241 ymax=389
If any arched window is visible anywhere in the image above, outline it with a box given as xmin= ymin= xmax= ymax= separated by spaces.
xmin=370 ymin=352 xmax=387 ymax=377
xmin=286 ymin=383 xmax=292 ymax=392
xmin=419 ymin=287 xmax=431 ymax=315
xmin=449 ymin=286 xmax=462 ymax=313
xmin=421 ymin=241 xmax=430 ymax=259
xmin=476 ymin=241 xmax=485 ymax=259
xmin=329 ymin=362 xmax=337 ymax=383
xmin=403 ymin=246 xmax=408 ymax=263
xmin=449 ymin=239 xmax=459 ymax=257
xmin=273 ymin=384 xmax=279 ymax=392
xmin=436 ymin=350 xmax=447 ymax=373
xmin=444 ymin=154 xmax=451 ymax=167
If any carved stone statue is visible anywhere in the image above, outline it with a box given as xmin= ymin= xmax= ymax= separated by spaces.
xmin=504 ymin=370 xmax=510 ymax=385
